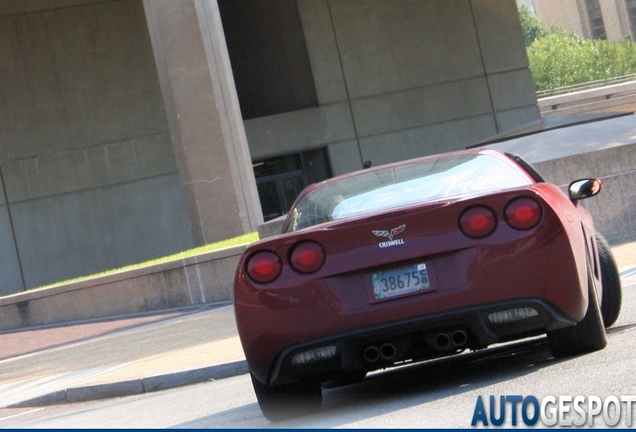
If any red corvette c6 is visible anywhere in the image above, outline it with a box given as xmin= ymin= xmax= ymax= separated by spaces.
xmin=233 ymin=148 xmax=622 ymax=421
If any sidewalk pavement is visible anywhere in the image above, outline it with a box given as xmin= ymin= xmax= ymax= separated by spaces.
xmin=0 ymin=302 xmax=246 ymax=408
xmin=1 ymin=243 xmax=635 ymax=409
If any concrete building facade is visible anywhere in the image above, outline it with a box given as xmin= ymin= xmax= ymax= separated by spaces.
xmin=531 ymin=0 xmax=636 ymax=41
xmin=0 ymin=0 xmax=539 ymax=296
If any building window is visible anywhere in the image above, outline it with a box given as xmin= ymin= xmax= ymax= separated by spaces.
xmin=585 ymin=0 xmax=606 ymax=39
xmin=628 ymin=0 xmax=636 ymax=39
xmin=253 ymin=148 xmax=332 ymax=221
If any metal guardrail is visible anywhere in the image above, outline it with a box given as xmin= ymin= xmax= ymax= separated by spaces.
xmin=536 ymin=73 xmax=636 ymax=98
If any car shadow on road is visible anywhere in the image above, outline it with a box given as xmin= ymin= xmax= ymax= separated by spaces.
xmin=306 ymin=338 xmax=559 ymax=428
xmin=174 ymin=336 xmax=568 ymax=428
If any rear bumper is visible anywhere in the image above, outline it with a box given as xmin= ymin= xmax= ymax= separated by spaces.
xmin=267 ymin=298 xmax=575 ymax=386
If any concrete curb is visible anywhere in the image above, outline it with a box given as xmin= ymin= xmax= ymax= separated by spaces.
xmin=8 ymin=360 xmax=249 ymax=408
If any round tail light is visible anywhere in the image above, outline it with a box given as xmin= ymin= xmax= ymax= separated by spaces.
xmin=246 ymin=251 xmax=282 ymax=283
xmin=290 ymin=241 xmax=325 ymax=274
xmin=459 ymin=206 xmax=497 ymax=239
xmin=505 ymin=197 xmax=542 ymax=230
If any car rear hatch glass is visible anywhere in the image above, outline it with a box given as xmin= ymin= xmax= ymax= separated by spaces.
xmin=285 ymin=153 xmax=533 ymax=232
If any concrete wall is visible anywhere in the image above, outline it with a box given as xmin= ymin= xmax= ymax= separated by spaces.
xmin=143 ymin=0 xmax=263 ymax=247
xmin=533 ymin=0 xmax=635 ymax=42
xmin=533 ymin=0 xmax=587 ymax=37
xmin=534 ymin=144 xmax=636 ymax=246
xmin=485 ymin=115 xmax=636 ymax=246
xmin=0 ymin=244 xmax=245 ymax=331
xmin=0 ymin=206 xmax=23 ymax=296
xmin=599 ymin=0 xmax=631 ymax=41
xmin=538 ymin=81 xmax=636 ymax=116
xmin=0 ymin=0 xmax=194 ymax=292
xmin=246 ymin=0 xmax=540 ymax=176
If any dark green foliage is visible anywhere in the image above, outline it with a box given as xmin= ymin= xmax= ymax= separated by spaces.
xmin=518 ymin=6 xmax=636 ymax=92
xmin=528 ymin=30 xmax=636 ymax=91
xmin=519 ymin=5 xmax=547 ymax=47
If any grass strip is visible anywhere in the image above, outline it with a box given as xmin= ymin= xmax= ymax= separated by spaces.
xmin=24 ymin=232 xmax=259 ymax=293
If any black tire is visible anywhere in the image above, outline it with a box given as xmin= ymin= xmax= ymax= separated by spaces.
xmin=596 ymin=232 xmax=622 ymax=327
xmin=250 ymin=374 xmax=322 ymax=422
xmin=547 ymin=270 xmax=607 ymax=358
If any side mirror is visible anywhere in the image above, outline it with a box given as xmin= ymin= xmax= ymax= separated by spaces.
xmin=568 ymin=178 xmax=602 ymax=201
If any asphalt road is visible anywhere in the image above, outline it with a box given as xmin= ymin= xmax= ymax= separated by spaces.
xmin=1 ymin=282 xmax=634 ymax=428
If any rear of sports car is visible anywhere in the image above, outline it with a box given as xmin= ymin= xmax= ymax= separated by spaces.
xmin=234 ymin=150 xmax=601 ymax=421
xmin=236 ymin=186 xmax=590 ymax=381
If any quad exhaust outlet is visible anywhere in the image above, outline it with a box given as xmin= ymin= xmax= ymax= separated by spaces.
xmin=362 ymin=331 xmax=467 ymax=364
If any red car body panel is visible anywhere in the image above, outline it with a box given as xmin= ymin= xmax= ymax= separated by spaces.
xmin=234 ymin=149 xmax=599 ymax=385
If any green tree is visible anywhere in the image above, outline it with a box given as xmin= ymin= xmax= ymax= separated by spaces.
xmin=518 ymin=5 xmax=547 ymax=47
xmin=527 ymin=30 xmax=636 ymax=91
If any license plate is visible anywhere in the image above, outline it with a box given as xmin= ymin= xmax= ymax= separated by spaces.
xmin=371 ymin=262 xmax=432 ymax=301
